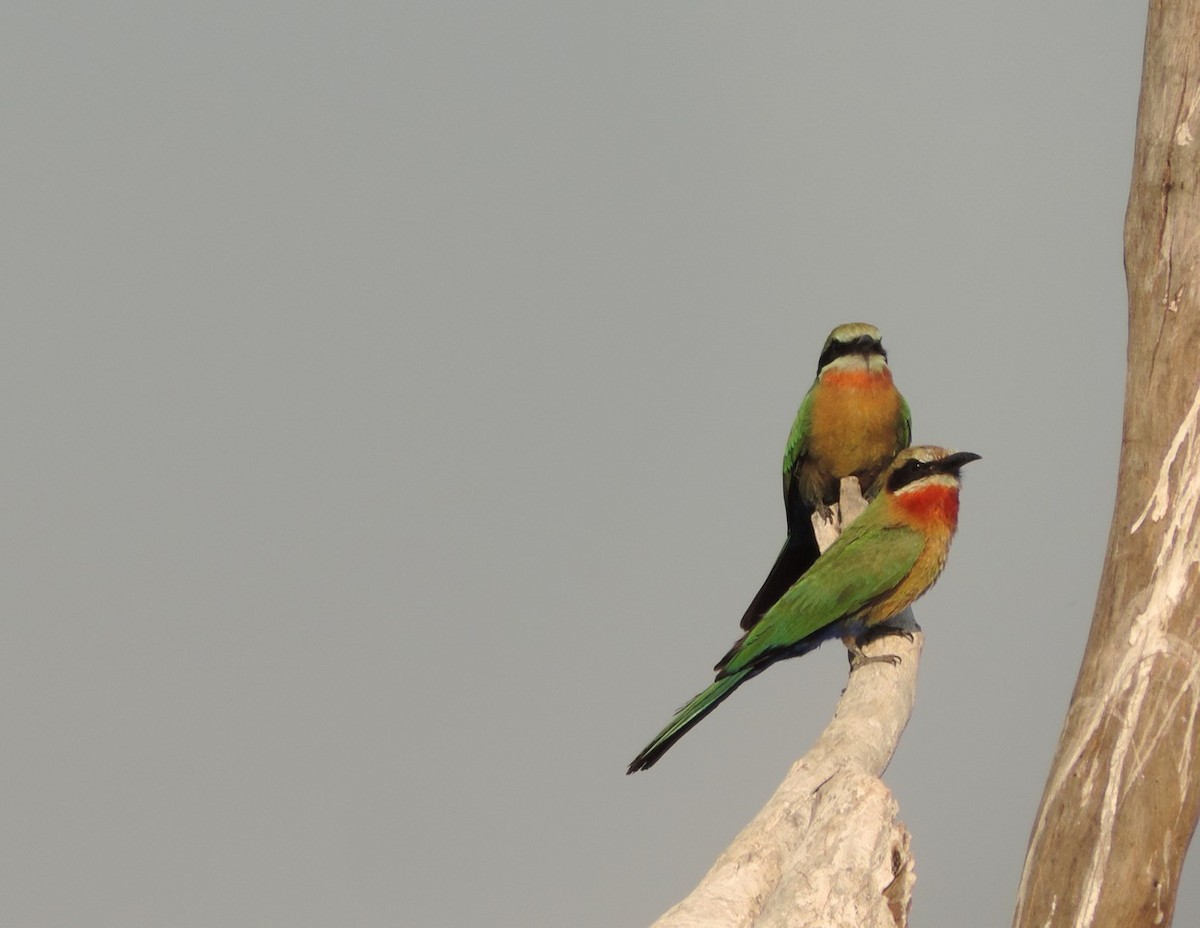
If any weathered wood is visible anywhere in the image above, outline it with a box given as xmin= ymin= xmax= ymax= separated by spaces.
xmin=1013 ymin=3 xmax=1200 ymax=925
xmin=651 ymin=479 xmax=919 ymax=928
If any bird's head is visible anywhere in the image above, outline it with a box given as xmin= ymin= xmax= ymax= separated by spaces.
xmin=876 ymin=446 xmax=980 ymax=531
xmin=817 ymin=322 xmax=889 ymax=375
xmin=884 ymin=446 xmax=981 ymax=493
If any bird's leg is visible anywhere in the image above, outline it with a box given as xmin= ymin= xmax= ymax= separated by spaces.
xmin=843 ymin=628 xmax=907 ymax=670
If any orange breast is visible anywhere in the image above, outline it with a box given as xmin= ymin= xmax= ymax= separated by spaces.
xmin=805 ymin=368 xmax=904 ymax=485
xmin=860 ymin=486 xmax=960 ymax=623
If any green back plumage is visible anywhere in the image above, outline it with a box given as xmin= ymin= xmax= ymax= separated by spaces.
xmin=719 ymin=510 xmax=924 ymax=676
xmin=628 ymin=502 xmax=925 ymax=772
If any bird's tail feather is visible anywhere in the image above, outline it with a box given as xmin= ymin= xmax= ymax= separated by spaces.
xmin=627 ymin=670 xmax=752 ymax=773
xmin=739 ymin=519 xmax=821 ymax=631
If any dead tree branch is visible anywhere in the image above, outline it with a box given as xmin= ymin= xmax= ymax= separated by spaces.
xmin=651 ymin=479 xmax=920 ymax=928
xmin=1013 ymin=3 xmax=1200 ymax=925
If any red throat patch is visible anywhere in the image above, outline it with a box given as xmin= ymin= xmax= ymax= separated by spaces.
xmin=895 ymin=483 xmax=960 ymax=532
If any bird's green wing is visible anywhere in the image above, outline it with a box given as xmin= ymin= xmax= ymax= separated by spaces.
xmin=721 ymin=520 xmax=924 ymax=675
xmin=782 ymin=386 xmax=815 ymax=490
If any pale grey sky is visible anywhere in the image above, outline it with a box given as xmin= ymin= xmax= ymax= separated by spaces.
xmin=1 ymin=3 xmax=1181 ymax=926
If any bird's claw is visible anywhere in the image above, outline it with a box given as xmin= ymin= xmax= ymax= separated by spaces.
xmin=846 ymin=625 xmax=912 ymax=670
xmin=848 ymin=650 xmax=903 ymax=671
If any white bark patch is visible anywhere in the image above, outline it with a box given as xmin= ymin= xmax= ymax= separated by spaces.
xmin=1041 ymin=894 xmax=1057 ymax=928
xmin=1017 ymin=385 xmax=1200 ymax=926
xmin=1074 ymin=637 xmax=1154 ymax=926
xmin=1175 ymin=84 xmax=1200 ymax=146
xmin=1132 ymin=381 xmax=1200 ymax=545
xmin=1074 ymin=379 xmax=1200 ymax=923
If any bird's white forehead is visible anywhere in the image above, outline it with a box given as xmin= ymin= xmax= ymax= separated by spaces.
xmin=829 ymin=322 xmax=882 ymax=342
xmin=895 ymin=445 xmax=953 ymax=466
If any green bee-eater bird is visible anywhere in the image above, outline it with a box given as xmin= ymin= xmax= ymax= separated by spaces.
xmin=628 ymin=446 xmax=979 ymax=773
xmin=740 ymin=323 xmax=911 ymax=632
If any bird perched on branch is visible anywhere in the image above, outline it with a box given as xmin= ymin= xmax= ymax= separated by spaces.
xmin=740 ymin=323 xmax=911 ymax=633
xmin=628 ymin=446 xmax=979 ymax=773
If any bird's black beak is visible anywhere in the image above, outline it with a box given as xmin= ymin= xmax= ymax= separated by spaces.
xmin=938 ymin=451 xmax=982 ymax=473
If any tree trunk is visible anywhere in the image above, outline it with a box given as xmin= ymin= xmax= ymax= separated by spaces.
xmin=1013 ymin=3 xmax=1200 ymax=925
xmin=651 ymin=480 xmax=920 ymax=928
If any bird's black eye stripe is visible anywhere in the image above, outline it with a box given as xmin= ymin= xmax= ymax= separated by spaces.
xmin=886 ymin=458 xmax=931 ymax=492
xmin=817 ymin=343 xmax=846 ymax=370
xmin=817 ymin=336 xmax=886 ymax=372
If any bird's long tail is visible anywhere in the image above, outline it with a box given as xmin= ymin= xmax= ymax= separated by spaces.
xmin=627 ymin=669 xmax=754 ymax=773
xmin=739 ymin=516 xmax=821 ymax=631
